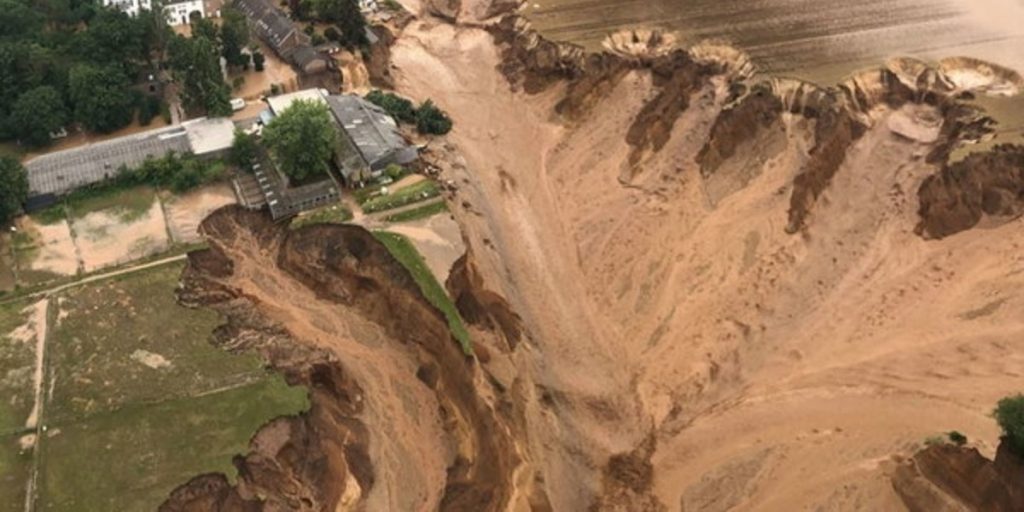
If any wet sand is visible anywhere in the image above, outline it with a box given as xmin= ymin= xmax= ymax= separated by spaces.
xmin=524 ymin=0 xmax=1024 ymax=83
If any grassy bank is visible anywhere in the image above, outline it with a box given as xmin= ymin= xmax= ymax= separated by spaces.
xmin=361 ymin=180 xmax=440 ymax=214
xmin=372 ymin=231 xmax=472 ymax=355
xmin=26 ymin=262 xmax=309 ymax=511
xmin=384 ymin=201 xmax=448 ymax=223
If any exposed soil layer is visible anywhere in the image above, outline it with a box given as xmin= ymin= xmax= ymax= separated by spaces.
xmin=891 ymin=441 xmax=1024 ymax=512
xmin=162 ymin=207 xmax=519 ymax=511
xmin=387 ymin=2 xmax=1024 ymax=509
xmin=916 ymin=145 xmax=1024 ymax=239
xmin=161 ymin=246 xmax=370 ymax=512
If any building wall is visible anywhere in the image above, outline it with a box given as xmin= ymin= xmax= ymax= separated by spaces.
xmin=164 ymin=0 xmax=206 ymax=25
xmin=102 ymin=0 xmax=205 ymax=26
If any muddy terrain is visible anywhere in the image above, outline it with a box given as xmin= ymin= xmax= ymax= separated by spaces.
xmin=164 ymin=0 xmax=1024 ymax=510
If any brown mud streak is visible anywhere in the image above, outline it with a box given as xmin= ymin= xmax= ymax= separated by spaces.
xmin=162 ymin=207 xmax=519 ymax=511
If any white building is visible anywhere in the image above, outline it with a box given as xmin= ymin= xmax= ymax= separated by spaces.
xmin=102 ymin=0 xmax=206 ymax=26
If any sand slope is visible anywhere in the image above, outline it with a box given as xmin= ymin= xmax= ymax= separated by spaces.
xmin=390 ymin=11 xmax=1024 ymax=510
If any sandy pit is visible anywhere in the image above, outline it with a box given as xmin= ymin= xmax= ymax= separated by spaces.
xmin=163 ymin=183 xmax=238 ymax=244
xmin=71 ymin=199 xmax=171 ymax=272
xmin=384 ymin=5 xmax=1024 ymax=510
xmin=14 ymin=217 xmax=80 ymax=277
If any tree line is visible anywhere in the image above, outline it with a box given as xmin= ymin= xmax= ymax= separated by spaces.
xmin=0 ymin=0 xmax=255 ymax=149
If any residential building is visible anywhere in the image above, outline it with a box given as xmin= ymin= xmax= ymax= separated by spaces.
xmin=102 ymin=0 xmax=206 ymax=26
xmin=241 ymin=89 xmax=419 ymax=219
xmin=261 ymin=89 xmax=417 ymax=184
xmin=234 ymin=0 xmax=333 ymax=74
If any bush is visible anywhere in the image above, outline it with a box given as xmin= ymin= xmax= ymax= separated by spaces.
xmin=415 ymin=100 xmax=452 ymax=135
xmin=948 ymin=431 xmax=968 ymax=446
xmin=995 ymin=394 xmax=1024 ymax=455
xmin=311 ymin=33 xmax=325 ymax=46
xmin=253 ymin=51 xmax=265 ymax=72
xmin=138 ymin=95 xmax=163 ymax=126
xmin=385 ymin=163 xmax=405 ymax=180
xmin=365 ymin=90 xmax=416 ymax=123
xmin=229 ymin=129 xmax=259 ymax=169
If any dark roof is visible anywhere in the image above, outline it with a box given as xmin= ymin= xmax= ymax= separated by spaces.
xmin=324 ymin=95 xmax=418 ymax=171
xmin=234 ymin=0 xmax=309 ymax=56
xmin=292 ymin=46 xmax=328 ymax=68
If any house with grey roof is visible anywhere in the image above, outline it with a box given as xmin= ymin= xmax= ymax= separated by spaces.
xmin=234 ymin=0 xmax=332 ymax=75
xmin=238 ymin=90 xmax=419 ymax=219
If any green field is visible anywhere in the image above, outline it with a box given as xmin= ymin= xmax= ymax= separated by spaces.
xmin=373 ymin=231 xmax=471 ymax=354
xmin=361 ymin=180 xmax=440 ymax=214
xmin=0 ymin=298 xmax=38 ymax=512
xmin=290 ymin=204 xmax=354 ymax=229
xmin=0 ymin=262 xmax=310 ymax=512
xmin=384 ymin=201 xmax=448 ymax=223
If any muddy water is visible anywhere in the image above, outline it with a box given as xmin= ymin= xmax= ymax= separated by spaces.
xmin=523 ymin=0 xmax=1024 ymax=83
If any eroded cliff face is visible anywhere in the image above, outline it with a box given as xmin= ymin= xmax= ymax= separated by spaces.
xmin=891 ymin=441 xmax=1024 ymax=512
xmin=387 ymin=1 xmax=1024 ymax=509
xmin=163 ymin=0 xmax=1024 ymax=509
xmin=162 ymin=208 xmax=521 ymax=511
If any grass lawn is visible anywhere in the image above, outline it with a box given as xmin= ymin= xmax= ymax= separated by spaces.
xmin=289 ymin=204 xmax=353 ymax=230
xmin=32 ymin=262 xmax=309 ymax=511
xmin=47 ymin=263 xmax=272 ymax=423
xmin=64 ymin=186 xmax=157 ymax=222
xmin=373 ymin=231 xmax=471 ymax=354
xmin=384 ymin=201 xmax=448 ymax=223
xmin=361 ymin=180 xmax=440 ymax=214
xmin=0 ymin=299 xmax=37 ymax=511
xmin=0 ymin=299 xmax=37 ymax=435
xmin=0 ymin=435 xmax=32 ymax=512
xmin=37 ymin=376 xmax=307 ymax=512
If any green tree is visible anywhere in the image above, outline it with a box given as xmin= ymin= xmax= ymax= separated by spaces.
xmin=995 ymin=394 xmax=1024 ymax=455
xmin=415 ymin=100 xmax=452 ymax=135
xmin=192 ymin=17 xmax=219 ymax=43
xmin=229 ymin=129 xmax=259 ymax=169
xmin=335 ymin=0 xmax=369 ymax=48
xmin=219 ymin=7 xmax=250 ymax=68
xmin=168 ymin=34 xmax=232 ymax=116
xmin=308 ymin=0 xmax=367 ymax=47
xmin=68 ymin=63 xmax=135 ymax=133
xmin=252 ymin=50 xmax=265 ymax=72
xmin=0 ymin=0 xmax=43 ymax=40
xmin=262 ymin=99 xmax=336 ymax=182
xmin=0 ymin=156 xmax=28 ymax=225
xmin=365 ymin=90 xmax=415 ymax=123
xmin=77 ymin=8 xmax=146 ymax=71
xmin=10 ymin=86 xmax=67 ymax=146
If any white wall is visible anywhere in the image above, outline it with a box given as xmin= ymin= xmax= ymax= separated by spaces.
xmin=101 ymin=0 xmax=205 ymax=26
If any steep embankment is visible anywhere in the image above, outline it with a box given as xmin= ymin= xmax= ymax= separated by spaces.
xmin=163 ymin=0 xmax=1024 ymax=508
xmin=387 ymin=0 xmax=1024 ymax=509
xmin=162 ymin=208 xmax=520 ymax=511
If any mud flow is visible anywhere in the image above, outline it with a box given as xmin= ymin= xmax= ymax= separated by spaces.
xmin=165 ymin=0 xmax=1024 ymax=509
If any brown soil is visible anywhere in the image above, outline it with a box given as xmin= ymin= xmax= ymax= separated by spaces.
xmin=891 ymin=441 xmax=1024 ymax=512
xmin=163 ymin=207 xmax=518 ymax=511
xmin=916 ymin=145 xmax=1024 ymax=239
xmin=162 ymin=0 xmax=1024 ymax=509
